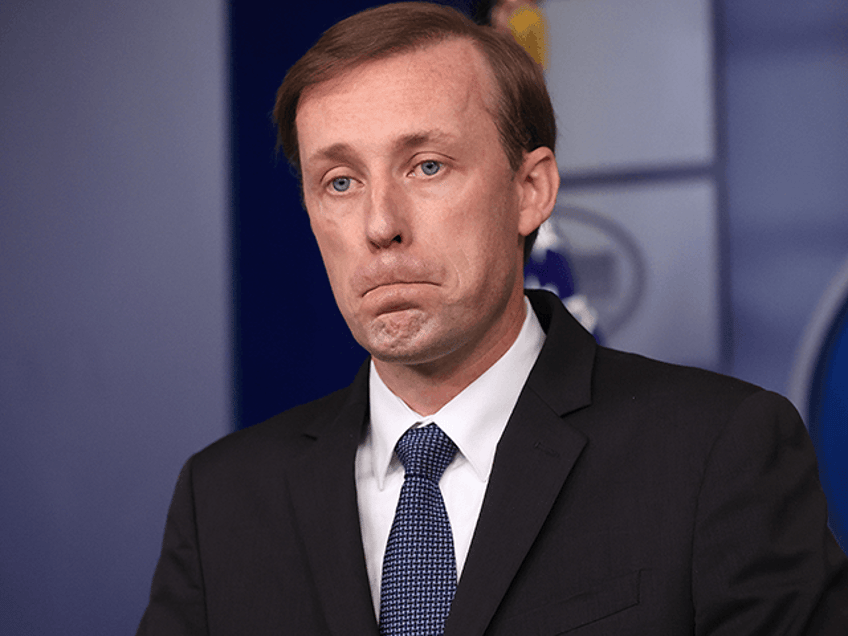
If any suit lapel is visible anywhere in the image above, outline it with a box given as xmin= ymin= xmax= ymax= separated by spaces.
xmin=285 ymin=363 xmax=380 ymax=636
xmin=445 ymin=291 xmax=597 ymax=636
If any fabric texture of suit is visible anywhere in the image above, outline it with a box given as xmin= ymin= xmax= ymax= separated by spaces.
xmin=138 ymin=290 xmax=848 ymax=635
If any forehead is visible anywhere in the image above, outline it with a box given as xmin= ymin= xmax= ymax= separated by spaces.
xmin=295 ymin=39 xmax=500 ymax=165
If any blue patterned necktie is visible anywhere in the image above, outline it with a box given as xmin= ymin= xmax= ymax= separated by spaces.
xmin=379 ymin=423 xmax=459 ymax=636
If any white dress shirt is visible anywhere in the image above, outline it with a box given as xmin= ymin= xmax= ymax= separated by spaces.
xmin=355 ymin=297 xmax=546 ymax=615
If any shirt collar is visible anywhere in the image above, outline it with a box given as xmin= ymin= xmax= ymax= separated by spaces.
xmin=367 ymin=296 xmax=546 ymax=489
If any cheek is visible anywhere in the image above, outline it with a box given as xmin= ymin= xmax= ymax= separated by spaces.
xmin=309 ymin=217 xmax=356 ymax=294
xmin=433 ymin=204 xmax=516 ymax=291
xmin=448 ymin=187 xmax=516 ymax=248
xmin=308 ymin=196 xmax=356 ymax=254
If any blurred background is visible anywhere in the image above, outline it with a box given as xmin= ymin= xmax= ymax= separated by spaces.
xmin=1 ymin=0 xmax=846 ymax=633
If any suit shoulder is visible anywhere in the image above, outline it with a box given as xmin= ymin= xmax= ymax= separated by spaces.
xmin=591 ymin=345 xmax=778 ymax=423
xmin=575 ymin=346 xmax=808 ymax=488
xmin=191 ymin=383 xmax=360 ymax=472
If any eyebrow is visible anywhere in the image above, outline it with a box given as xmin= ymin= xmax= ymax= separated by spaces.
xmin=306 ymin=129 xmax=459 ymax=167
xmin=396 ymin=129 xmax=458 ymax=151
xmin=306 ymin=142 xmax=356 ymax=167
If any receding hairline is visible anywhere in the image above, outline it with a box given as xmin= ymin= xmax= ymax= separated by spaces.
xmin=294 ymin=36 xmax=505 ymax=168
xmin=274 ymin=1 xmax=557 ymax=176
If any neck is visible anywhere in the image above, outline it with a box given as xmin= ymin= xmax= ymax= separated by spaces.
xmin=373 ymin=293 xmax=527 ymax=416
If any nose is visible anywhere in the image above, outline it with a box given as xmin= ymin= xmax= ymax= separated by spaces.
xmin=365 ymin=176 xmax=409 ymax=251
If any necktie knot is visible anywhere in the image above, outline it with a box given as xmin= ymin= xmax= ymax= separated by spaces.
xmin=395 ymin=424 xmax=457 ymax=483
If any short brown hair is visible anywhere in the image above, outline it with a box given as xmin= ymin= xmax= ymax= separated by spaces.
xmin=273 ymin=1 xmax=557 ymax=259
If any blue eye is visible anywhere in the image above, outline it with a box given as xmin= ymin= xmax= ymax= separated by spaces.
xmin=420 ymin=160 xmax=442 ymax=176
xmin=331 ymin=177 xmax=351 ymax=192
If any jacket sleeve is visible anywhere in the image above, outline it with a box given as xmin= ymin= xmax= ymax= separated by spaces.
xmin=137 ymin=456 xmax=209 ymax=636
xmin=691 ymin=390 xmax=848 ymax=635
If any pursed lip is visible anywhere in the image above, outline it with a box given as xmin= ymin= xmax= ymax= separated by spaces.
xmin=364 ymin=280 xmax=433 ymax=296
xmin=352 ymin=259 xmax=441 ymax=298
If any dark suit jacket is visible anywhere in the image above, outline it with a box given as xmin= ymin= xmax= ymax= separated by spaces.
xmin=138 ymin=290 xmax=848 ymax=635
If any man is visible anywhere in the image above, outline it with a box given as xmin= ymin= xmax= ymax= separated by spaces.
xmin=138 ymin=3 xmax=848 ymax=634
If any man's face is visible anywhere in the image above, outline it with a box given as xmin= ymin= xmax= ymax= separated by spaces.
xmin=296 ymin=39 xmax=540 ymax=369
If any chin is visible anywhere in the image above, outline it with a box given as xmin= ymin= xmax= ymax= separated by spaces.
xmin=364 ymin=334 xmax=437 ymax=365
xmin=368 ymin=329 xmax=474 ymax=371
xmin=361 ymin=325 xmax=451 ymax=366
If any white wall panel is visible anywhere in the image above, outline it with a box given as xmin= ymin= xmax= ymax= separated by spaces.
xmin=546 ymin=0 xmax=716 ymax=173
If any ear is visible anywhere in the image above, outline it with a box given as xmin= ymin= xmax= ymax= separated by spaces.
xmin=515 ymin=146 xmax=559 ymax=237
